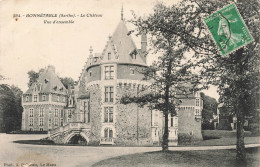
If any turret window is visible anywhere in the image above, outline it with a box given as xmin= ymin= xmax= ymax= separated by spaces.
xmin=104 ymin=66 xmax=114 ymax=80
xmin=104 ymin=107 xmax=113 ymax=122
xmin=104 ymin=128 xmax=113 ymax=138
xmin=104 ymin=86 xmax=114 ymax=102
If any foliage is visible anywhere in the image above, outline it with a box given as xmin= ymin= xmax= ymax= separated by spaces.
xmin=173 ymin=0 xmax=259 ymax=161
xmin=27 ymin=68 xmax=44 ymax=87
xmin=27 ymin=68 xmax=75 ymax=89
xmin=127 ymin=0 xmax=259 ymax=160
xmin=121 ymin=2 xmax=208 ymax=151
xmin=200 ymin=92 xmax=217 ymax=130
xmin=59 ymin=77 xmax=75 ymax=89
xmin=0 ymin=84 xmax=23 ymax=132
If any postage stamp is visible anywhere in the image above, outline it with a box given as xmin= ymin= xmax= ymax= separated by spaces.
xmin=203 ymin=3 xmax=254 ymax=56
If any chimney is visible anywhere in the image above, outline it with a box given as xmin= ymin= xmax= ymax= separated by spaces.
xmin=48 ymin=65 xmax=55 ymax=73
xmin=141 ymin=32 xmax=147 ymax=53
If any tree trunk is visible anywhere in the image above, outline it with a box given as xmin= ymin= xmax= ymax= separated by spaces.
xmin=162 ymin=112 xmax=169 ymax=151
xmin=236 ymin=104 xmax=246 ymax=161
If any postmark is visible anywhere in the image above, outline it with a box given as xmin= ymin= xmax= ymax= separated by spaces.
xmin=203 ymin=3 xmax=254 ymax=56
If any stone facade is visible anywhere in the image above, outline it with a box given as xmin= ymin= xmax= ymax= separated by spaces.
xmin=22 ymin=65 xmax=67 ymax=131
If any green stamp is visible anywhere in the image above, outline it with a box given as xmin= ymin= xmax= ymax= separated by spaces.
xmin=203 ymin=3 xmax=254 ymax=56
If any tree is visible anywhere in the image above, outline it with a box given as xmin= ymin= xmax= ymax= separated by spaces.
xmin=126 ymin=0 xmax=259 ymax=161
xmin=59 ymin=77 xmax=75 ymax=89
xmin=0 ymin=84 xmax=22 ymax=132
xmin=157 ymin=0 xmax=259 ymax=161
xmin=27 ymin=68 xmax=74 ymax=89
xmin=27 ymin=68 xmax=44 ymax=87
xmin=200 ymin=92 xmax=217 ymax=130
xmin=121 ymin=3 xmax=205 ymax=151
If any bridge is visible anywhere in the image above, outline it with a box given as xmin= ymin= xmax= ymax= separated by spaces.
xmin=48 ymin=122 xmax=91 ymax=144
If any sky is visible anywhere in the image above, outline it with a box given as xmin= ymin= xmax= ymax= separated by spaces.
xmin=0 ymin=0 xmax=219 ymax=100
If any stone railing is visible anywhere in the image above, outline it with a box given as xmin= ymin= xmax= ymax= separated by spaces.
xmin=49 ymin=122 xmax=90 ymax=136
xmin=100 ymin=138 xmax=114 ymax=145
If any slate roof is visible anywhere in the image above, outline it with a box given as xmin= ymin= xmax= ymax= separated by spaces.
xmin=110 ymin=20 xmax=146 ymax=65
xmin=24 ymin=65 xmax=67 ymax=95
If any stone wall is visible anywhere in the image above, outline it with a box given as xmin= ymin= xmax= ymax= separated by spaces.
xmin=88 ymin=85 xmax=102 ymax=145
xmin=115 ymin=85 xmax=152 ymax=146
xmin=177 ymin=108 xmax=202 ymax=142
xmin=86 ymin=65 xmax=101 ymax=83
xmin=22 ymin=104 xmax=65 ymax=131
xmin=117 ymin=64 xmax=146 ymax=80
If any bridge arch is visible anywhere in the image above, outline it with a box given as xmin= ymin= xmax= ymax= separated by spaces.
xmin=65 ymin=132 xmax=89 ymax=144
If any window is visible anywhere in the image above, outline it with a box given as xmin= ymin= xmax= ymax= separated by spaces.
xmin=171 ymin=117 xmax=173 ymax=127
xmin=68 ymin=109 xmax=72 ymax=118
xmin=104 ymin=87 xmax=114 ymax=102
xmin=57 ymin=96 xmax=59 ymax=102
xmin=29 ymin=118 xmax=33 ymax=126
xmin=39 ymin=118 xmax=44 ymax=126
xmin=61 ymin=110 xmax=64 ymax=117
xmin=29 ymin=109 xmax=34 ymax=117
xmin=54 ymin=118 xmax=58 ymax=126
xmin=195 ymin=109 xmax=200 ymax=116
xmin=90 ymin=71 xmax=92 ymax=76
xmin=40 ymin=128 xmax=43 ymax=131
xmin=104 ymin=128 xmax=113 ymax=138
xmin=42 ymin=95 xmax=46 ymax=101
xmin=108 ymin=52 xmax=111 ymax=60
xmin=131 ymin=52 xmax=137 ymax=59
xmin=104 ymin=107 xmax=113 ymax=122
xmin=39 ymin=108 xmax=44 ymax=117
xmin=26 ymin=96 xmax=29 ymax=102
xmin=130 ymin=68 xmax=135 ymax=75
xmin=55 ymin=109 xmax=59 ymax=117
xmin=104 ymin=66 xmax=114 ymax=80
xmin=196 ymin=99 xmax=200 ymax=106
xmin=33 ymin=95 xmax=38 ymax=102
xmin=60 ymin=119 xmax=64 ymax=126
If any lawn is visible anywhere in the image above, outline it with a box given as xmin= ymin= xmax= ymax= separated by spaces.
xmin=92 ymin=147 xmax=259 ymax=167
xmin=177 ymin=130 xmax=260 ymax=146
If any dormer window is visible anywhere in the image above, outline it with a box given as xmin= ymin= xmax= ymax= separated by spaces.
xmin=60 ymin=87 xmax=63 ymax=92
xmin=130 ymin=50 xmax=137 ymax=59
xmin=108 ymin=53 xmax=111 ymax=60
xmin=42 ymin=95 xmax=46 ymax=101
xmin=44 ymin=79 xmax=48 ymax=83
xmin=53 ymin=86 xmax=57 ymax=91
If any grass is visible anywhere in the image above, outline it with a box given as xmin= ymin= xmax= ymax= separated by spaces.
xmin=92 ymin=147 xmax=260 ymax=167
xmin=14 ymin=130 xmax=260 ymax=147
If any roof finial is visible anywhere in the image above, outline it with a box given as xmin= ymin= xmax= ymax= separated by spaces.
xmin=121 ymin=4 xmax=124 ymax=21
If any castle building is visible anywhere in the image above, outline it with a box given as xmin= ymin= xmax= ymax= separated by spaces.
xmin=21 ymin=65 xmax=67 ymax=131
xmin=22 ymin=11 xmax=203 ymax=145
